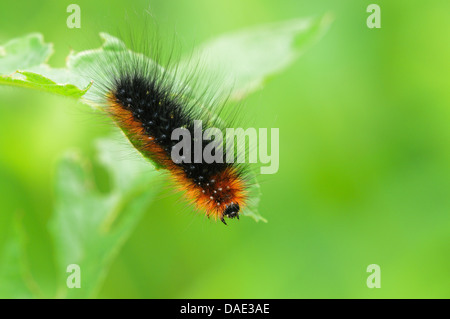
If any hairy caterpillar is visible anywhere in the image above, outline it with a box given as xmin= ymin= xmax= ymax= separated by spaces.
xmin=82 ymin=33 xmax=253 ymax=225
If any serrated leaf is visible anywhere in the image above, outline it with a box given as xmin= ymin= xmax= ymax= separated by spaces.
xmin=0 ymin=34 xmax=91 ymax=98
xmin=68 ymin=33 xmax=169 ymax=107
xmin=0 ymin=71 xmax=92 ymax=98
xmin=0 ymin=33 xmax=53 ymax=74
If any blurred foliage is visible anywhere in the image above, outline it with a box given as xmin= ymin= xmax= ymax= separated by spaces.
xmin=50 ymin=138 xmax=163 ymax=298
xmin=0 ymin=0 xmax=449 ymax=299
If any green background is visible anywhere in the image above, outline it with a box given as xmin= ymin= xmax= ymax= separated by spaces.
xmin=0 ymin=0 xmax=449 ymax=298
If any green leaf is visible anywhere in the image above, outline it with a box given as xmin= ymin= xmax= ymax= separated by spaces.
xmin=0 ymin=71 xmax=92 ymax=98
xmin=66 ymin=32 xmax=128 ymax=73
xmin=49 ymin=136 xmax=163 ymax=298
xmin=0 ymin=33 xmax=52 ymax=74
xmin=67 ymin=32 xmax=170 ymax=107
xmin=0 ymin=34 xmax=92 ymax=98
xmin=241 ymin=180 xmax=267 ymax=223
xmin=177 ymin=14 xmax=333 ymax=101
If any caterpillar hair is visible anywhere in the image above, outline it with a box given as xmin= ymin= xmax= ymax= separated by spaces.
xmin=80 ymin=31 xmax=253 ymax=225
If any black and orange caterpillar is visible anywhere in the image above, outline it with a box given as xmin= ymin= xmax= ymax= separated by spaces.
xmin=86 ymin=39 xmax=251 ymax=225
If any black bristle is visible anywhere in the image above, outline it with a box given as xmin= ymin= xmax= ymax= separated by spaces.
xmin=113 ymin=74 xmax=234 ymax=182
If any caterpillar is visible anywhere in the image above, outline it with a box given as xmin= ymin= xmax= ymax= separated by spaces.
xmin=82 ymin=34 xmax=252 ymax=225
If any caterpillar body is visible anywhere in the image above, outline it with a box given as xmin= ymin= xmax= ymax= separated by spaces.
xmin=85 ymin=37 xmax=251 ymax=225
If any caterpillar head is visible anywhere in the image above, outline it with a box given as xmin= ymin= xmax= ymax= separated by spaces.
xmin=220 ymin=202 xmax=240 ymax=225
